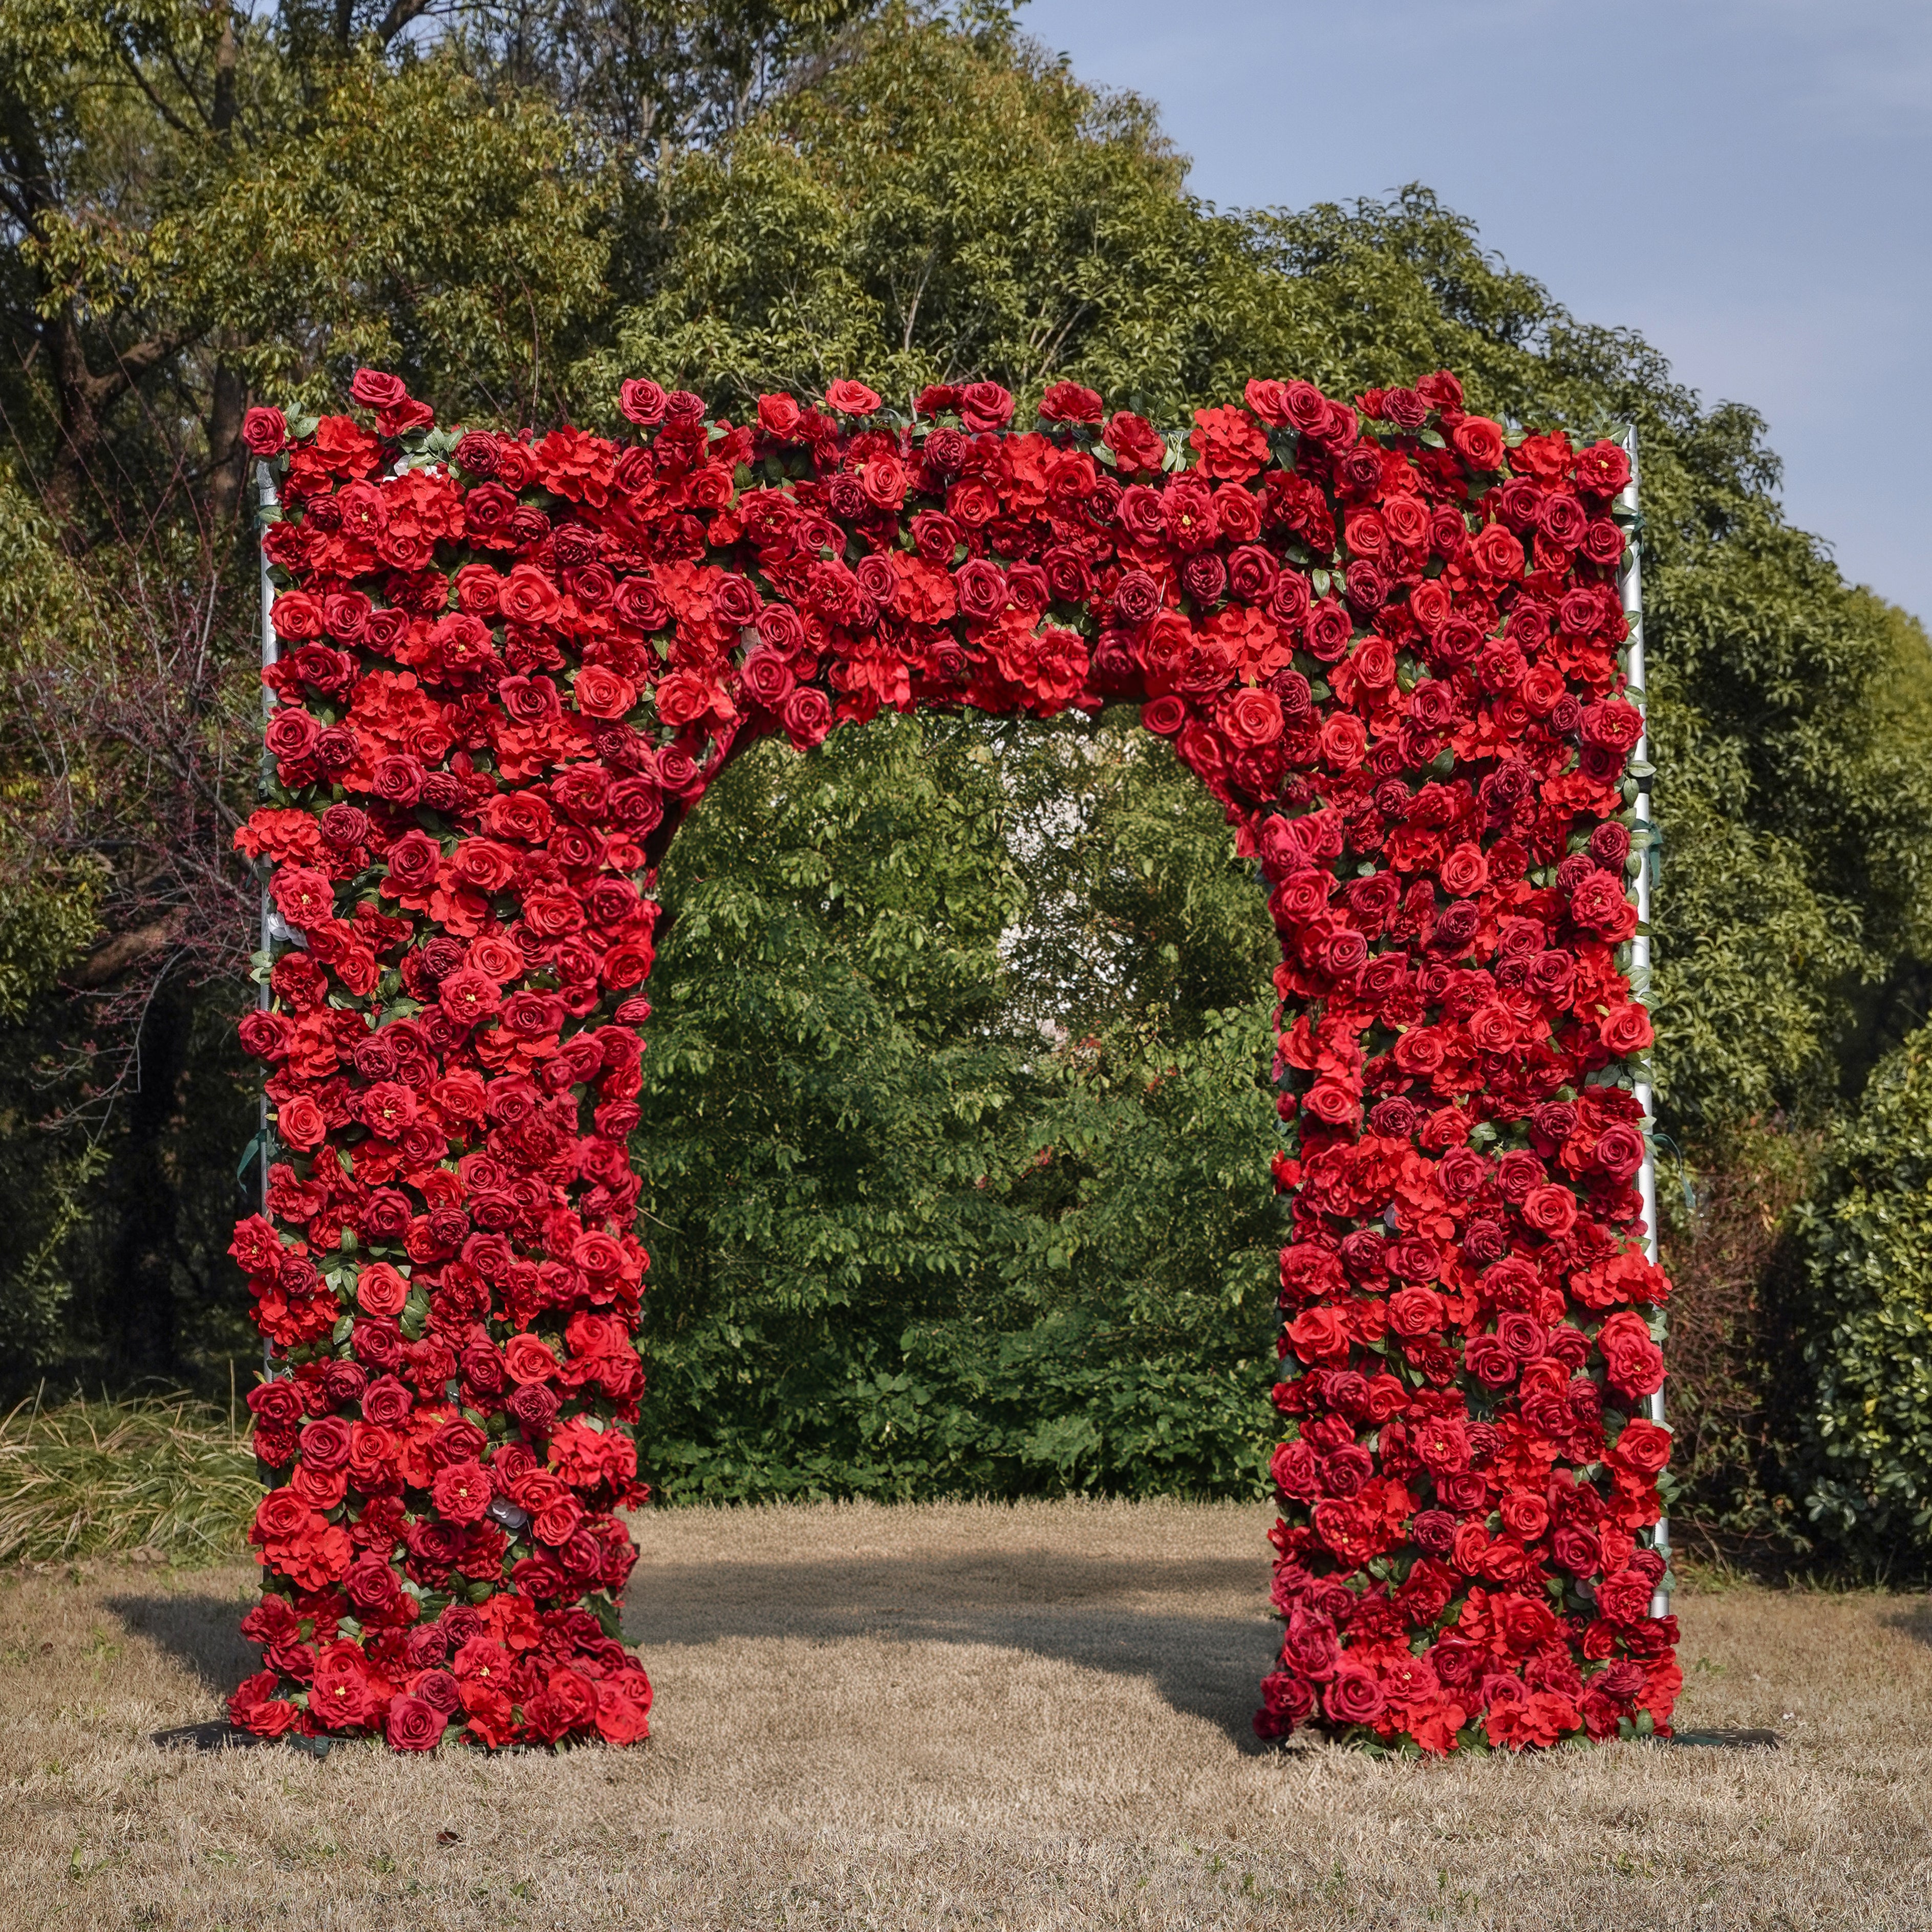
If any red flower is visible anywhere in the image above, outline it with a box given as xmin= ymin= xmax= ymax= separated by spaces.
xmin=824 ymin=379 xmax=883 ymax=416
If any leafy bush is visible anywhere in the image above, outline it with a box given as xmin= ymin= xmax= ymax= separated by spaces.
xmin=1795 ymin=1027 xmax=1932 ymax=1570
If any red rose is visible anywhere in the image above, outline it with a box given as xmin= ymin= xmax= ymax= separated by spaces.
xmin=1599 ymin=1004 xmax=1655 ymax=1057
xmin=504 ymin=1335 xmax=559 ymax=1385
xmin=1469 ymin=523 xmax=1525 ymax=581
xmin=1387 ymin=1286 xmax=1445 ymax=1338
xmin=618 ymin=379 xmax=668 ymax=425
xmin=756 ymin=393 xmax=803 ymax=440
xmin=1102 ymin=412 xmax=1165 ymax=474
xmin=385 ymin=1695 xmax=448 ymax=1751
xmin=824 ymin=379 xmax=883 ymax=416
xmin=275 ymin=1095 xmax=327 ymax=1151
xmin=1319 ymin=714 xmax=1367 ymax=771
xmin=1573 ymin=440 xmax=1633 ymax=497
xmin=573 ymin=666 xmax=636 ymax=719
xmin=1451 ymin=417 xmax=1506 ymax=469
xmin=1285 ymin=1306 xmax=1349 ymax=1363
xmin=782 ymin=687 xmax=833 ymax=750
xmin=1611 ymin=1417 xmax=1672 ymax=1477
xmin=356 ymin=1262 xmax=409 ymax=1318
xmin=1593 ymin=1124 xmax=1646 ymax=1180
xmin=311 ymin=1660 xmax=380 ymax=1731
xmin=432 ymin=1461 xmax=491 ymax=1524
xmin=349 ymin=369 xmax=407 ymax=410
xmin=243 ymin=407 xmax=287 ymax=457
xmin=958 ymin=381 xmax=1014 ymax=432
xmin=1597 ymin=1311 xmax=1665 ymax=1396
xmin=1323 ymin=1669 xmax=1386 ymax=1726
xmin=1039 ymin=381 xmax=1103 ymax=424
xmin=1521 ymin=1185 xmax=1578 ymax=1238
xmin=1220 ymin=687 xmax=1283 ymax=749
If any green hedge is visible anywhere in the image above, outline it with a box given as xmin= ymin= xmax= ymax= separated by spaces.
xmin=1796 ymin=1025 xmax=1932 ymax=1568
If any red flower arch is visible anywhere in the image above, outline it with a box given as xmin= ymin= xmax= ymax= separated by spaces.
xmin=228 ymin=368 xmax=1678 ymax=1756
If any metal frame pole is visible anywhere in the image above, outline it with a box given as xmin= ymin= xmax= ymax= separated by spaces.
xmin=1616 ymin=428 xmax=1671 ymax=1619
xmin=257 ymin=459 xmax=280 ymax=1373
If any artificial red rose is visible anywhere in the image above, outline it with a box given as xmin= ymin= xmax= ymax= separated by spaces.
xmin=1521 ymin=1186 xmax=1578 ymax=1238
xmin=243 ymin=407 xmax=287 ymax=457
xmin=1039 ymin=381 xmax=1103 ymax=424
xmin=504 ymin=1335 xmax=559 ymax=1385
xmin=1319 ymin=714 xmax=1367 ymax=771
xmin=1469 ymin=523 xmax=1525 ymax=581
xmin=1599 ymin=1004 xmax=1655 ymax=1056
xmin=1323 ymin=1669 xmax=1386 ymax=1726
xmin=1221 ymin=688 xmax=1284 ymax=749
xmin=1386 ymin=1286 xmax=1445 ymax=1338
xmin=1597 ymin=1311 xmax=1665 ymax=1396
xmin=1451 ymin=418 xmax=1506 ymax=469
xmin=356 ymin=1262 xmax=410 ymax=1318
xmin=1573 ymin=440 xmax=1633 ymax=496
xmin=824 ymin=379 xmax=882 ymax=415
xmin=432 ymin=1461 xmax=491 ymax=1525
xmin=349 ymin=369 xmax=407 ymax=410
xmin=757 ymin=393 xmax=803 ymax=439
xmin=1285 ymin=1306 xmax=1349 ymax=1363
xmin=618 ymin=378 xmax=668 ymax=424
xmin=1611 ymin=1418 xmax=1672 ymax=1477
xmin=573 ymin=666 xmax=637 ymax=719
xmin=772 ymin=687 xmax=826 ymax=750
xmin=1102 ymin=412 xmax=1165 ymax=473
xmin=385 ymin=1695 xmax=447 ymax=1751
xmin=958 ymin=381 xmax=1014 ymax=432
xmin=275 ymin=1095 xmax=328 ymax=1151
xmin=1141 ymin=696 xmax=1187 ymax=737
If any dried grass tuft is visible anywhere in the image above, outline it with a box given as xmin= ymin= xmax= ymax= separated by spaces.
xmin=0 ymin=1389 xmax=255 ymax=1564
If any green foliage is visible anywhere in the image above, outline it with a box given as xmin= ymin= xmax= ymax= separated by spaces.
xmin=634 ymin=707 xmax=1281 ymax=1500
xmin=1794 ymin=1025 xmax=1932 ymax=1569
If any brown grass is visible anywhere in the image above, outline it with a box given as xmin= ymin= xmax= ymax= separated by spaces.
xmin=2 ymin=1497 xmax=1929 ymax=1929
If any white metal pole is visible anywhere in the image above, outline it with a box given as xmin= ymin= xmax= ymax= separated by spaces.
xmin=1615 ymin=428 xmax=1670 ymax=1619
xmin=257 ymin=459 xmax=280 ymax=1373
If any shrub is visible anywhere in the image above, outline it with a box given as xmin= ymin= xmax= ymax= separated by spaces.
xmin=1795 ymin=1025 xmax=1932 ymax=1570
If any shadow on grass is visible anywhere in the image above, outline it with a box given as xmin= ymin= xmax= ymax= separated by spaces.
xmin=1881 ymin=1594 xmax=1932 ymax=1651
xmin=103 ymin=1546 xmax=1281 ymax=1753
xmin=624 ymin=1544 xmax=1279 ymax=1753
xmin=107 ymin=1588 xmax=259 ymax=1698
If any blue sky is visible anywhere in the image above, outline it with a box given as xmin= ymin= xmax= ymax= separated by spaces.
xmin=1018 ymin=0 xmax=1931 ymax=625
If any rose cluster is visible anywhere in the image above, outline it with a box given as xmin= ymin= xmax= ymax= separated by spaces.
xmin=230 ymin=362 xmax=1672 ymax=1753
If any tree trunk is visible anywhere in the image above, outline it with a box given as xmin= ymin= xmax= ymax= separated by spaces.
xmin=206 ymin=354 xmax=249 ymax=526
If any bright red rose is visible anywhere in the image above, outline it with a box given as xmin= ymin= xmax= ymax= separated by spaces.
xmin=1597 ymin=1312 xmax=1665 ymax=1397
xmin=243 ymin=407 xmax=287 ymax=457
xmin=349 ymin=368 xmax=407 ymax=410
xmin=1451 ymin=417 xmax=1506 ymax=469
xmin=275 ymin=1096 xmax=328 ymax=1151
xmin=385 ymin=1695 xmax=448 ymax=1751
xmin=1040 ymin=381 xmax=1103 ymax=424
xmin=1221 ymin=688 xmax=1284 ymax=748
xmin=824 ymin=379 xmax=883 ymax=416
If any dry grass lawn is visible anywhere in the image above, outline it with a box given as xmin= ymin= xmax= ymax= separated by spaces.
xmin=2 ymin=1497 xmax=1929 ymax=1930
